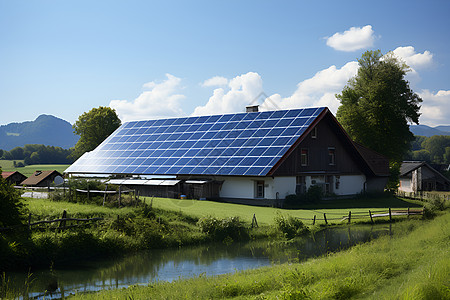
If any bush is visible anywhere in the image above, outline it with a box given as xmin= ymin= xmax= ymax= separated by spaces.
xmin=274 ymin=214 xmax=309 ymax=239
xmin=0 ymin=170 xmax=27 ymax=228
xmin=197 ymin=216 xmax=248 ymax=242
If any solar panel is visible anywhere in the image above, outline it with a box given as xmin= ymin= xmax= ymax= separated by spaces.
xmin=65 ymin=107 xmax=326 ymax=176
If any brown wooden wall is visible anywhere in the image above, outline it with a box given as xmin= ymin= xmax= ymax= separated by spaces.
xmin=273 ymin=114 xmax=364 ymax=176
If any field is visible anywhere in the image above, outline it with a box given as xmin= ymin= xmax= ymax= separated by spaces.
xmin=0 ymin=160 xmax=70 ymax=176
xmin=149 ymin=195 xmax=422 ymax=226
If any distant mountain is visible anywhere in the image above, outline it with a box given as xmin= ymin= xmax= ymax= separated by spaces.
xmin=0 ymin=115 xmax=79 ymax=150
xmin=410 ymin=124 xmax=450 ymax=137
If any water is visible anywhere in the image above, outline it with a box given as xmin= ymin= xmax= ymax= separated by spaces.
xmin=5 ymin=224 xmax=392 ymax=299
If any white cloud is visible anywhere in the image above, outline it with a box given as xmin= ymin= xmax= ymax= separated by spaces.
xmin=392 ymin=46 xmax=433 ymax=70
xmin=201 ymin=76 xmax=229 ymax=87
xmin=418 ymin=90 xmax=450 ymax=126
xmin=266 ymin=61 xmax=359 ymax=114
xmin=326 ymin=25 xmax=375 ymax=52
xmin=109 ymin=74 xmax=185 ymax=122
xmin=192 ymin=72 xmax=263 ymax=116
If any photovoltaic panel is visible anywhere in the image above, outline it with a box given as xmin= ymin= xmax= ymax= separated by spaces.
xmin=65 ymin=107 xmax=326 ymax=176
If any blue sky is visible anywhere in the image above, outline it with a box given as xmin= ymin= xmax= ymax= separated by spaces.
xmin=1 ymin=0 xmax=449 ymax=126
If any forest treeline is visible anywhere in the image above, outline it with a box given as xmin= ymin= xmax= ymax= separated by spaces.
xmin=0 ymin=144 xmax=74 ymax=165
xmin=406 ymin=135 xmax=450 ymax=164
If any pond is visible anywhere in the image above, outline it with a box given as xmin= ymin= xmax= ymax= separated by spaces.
xmin=5 ymin=223 xmax=393 ymax=299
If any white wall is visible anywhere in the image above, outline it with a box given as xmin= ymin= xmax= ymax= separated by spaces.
xmin=219 ymin=177 xmax=256 ymax=199
xmin=217 ymin=176 xmax=296 ymax=199
xmin=333 ymin=175 xmax=366 ymax=195
xmin=267 ymin=177 xmax=296 ymax=199
xmin=399 ymin=178 xmax=413 ymax=192
xmin=210 ymin=174 xmax=367 ymax=199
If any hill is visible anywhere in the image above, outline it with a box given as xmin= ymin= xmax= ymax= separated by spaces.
xmin=0 ymin=115 xmax=79 ymax=150
xmin=410 ymin=124 xmax=450 ymax=137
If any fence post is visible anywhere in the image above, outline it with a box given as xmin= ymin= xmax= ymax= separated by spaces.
xmin=407 ymin=207 xmax=410 ymax=218
xmin=118 ymin=185 xmax=122 ymax=207
xmin=348 ymin=211 xmax=351 ymax=224
xmin=59 ymin=210 xmax=67 ymax=232
xmin=103 ymin=184 xmax=108 ymax=206
xmin=313 ymin=215 xmax=316 ymax=225
xmin=28 ymin=213 xmax=32 ymax=231
xmin=389 ymin=208 xmax=392 ymax=222
xmin=369 ymin=210 xmax=373 ymax=224
xmin=323 ymin=213 xmax=328 ymax=225
xmin=252 ymin=214 xmax=258 ymax=228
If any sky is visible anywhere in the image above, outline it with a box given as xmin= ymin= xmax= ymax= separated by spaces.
xmin=1 ymin=0 xmax=449 ymax=127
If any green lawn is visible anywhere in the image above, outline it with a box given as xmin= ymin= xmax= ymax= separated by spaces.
xmin=148 ymin=195 xmax=421 ymax=226
xmin=0 ymin=160 xmax=69 ymax=177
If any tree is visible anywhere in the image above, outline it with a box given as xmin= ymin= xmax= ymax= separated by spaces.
xmin=336 ymin=50 xmax=422 ymax=164
xmin=71 ymin=107 xmax=121 ymax=159
xmin=0 ymin=169 xmax=27 ymax=227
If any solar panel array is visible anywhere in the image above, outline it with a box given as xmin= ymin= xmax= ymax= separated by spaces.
xmin=65 ymin=107 xmax=326 ymax=176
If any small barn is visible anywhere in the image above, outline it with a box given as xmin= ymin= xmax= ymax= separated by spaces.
xmin=1 ymin=171 xmax=27 ymax=185
xmin=21 ymin=170 xmax=64 ymax=188
xmin=399 ymin=161 xmax=450 ymax=192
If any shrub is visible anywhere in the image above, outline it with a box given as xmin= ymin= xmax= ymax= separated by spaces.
xmin=0 ymin=170 xmax=27 ymax=228
xmin=197 ymin=216 xmax=248 ymax=242
xmin=274 ymin=214 xmax=309 ymax=239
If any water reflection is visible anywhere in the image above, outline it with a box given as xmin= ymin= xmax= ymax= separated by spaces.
xmin=6 ymin=224 xmax=391 ymax=299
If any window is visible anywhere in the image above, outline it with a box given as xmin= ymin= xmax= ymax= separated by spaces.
xmin=301 ymin=149 xmax=308 ymax=166
xmin=255 ymin=181 xmax=265 ymax=198
xmin=311 ymin=127 xmax=317 ymax=139
xmin=328 ymin=147 xmax=335 ymax=165
xmin=296 ymin=176 xmax=306 ymax=194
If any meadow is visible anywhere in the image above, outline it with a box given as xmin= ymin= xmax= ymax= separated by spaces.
xmin=0 ymin=160 xmax=69 ymax=177
xmin=149 ymin=194 xmax=422 ymax=226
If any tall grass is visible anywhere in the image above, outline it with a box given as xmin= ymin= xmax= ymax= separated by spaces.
xmin=70 ymin=211 xmax=450 ymax=299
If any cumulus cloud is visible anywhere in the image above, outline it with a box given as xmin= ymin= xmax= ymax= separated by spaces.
xmin=392 ymin=46 xmax=433 ymax=70
xmin=265 ymin=61 xmax=359 ymax=113
xmin=418 ymin=90 xmax=450 ymax=126
xmin=326 ymin=25 xmax=375 ymax=52
xmin=192 ymin=72 xmax=263 ymax=115
xmin=109 ymin=74 xmax=185 ymax=122
xmin=201 ymin=76 xmax=229 ymax=87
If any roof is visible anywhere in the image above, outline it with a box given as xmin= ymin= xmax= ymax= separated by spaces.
xmin=1 ymin=171 xmax=16 ymax=179
xmin=66 ymin=107 xmax=327 ymax=176
xmin=400 ymin=161 xmax=450 ymax=183
xmin=21 ymin=170 xmax=63 ymax=186
xmin=400 ymin=161 xmax=426 ymax=176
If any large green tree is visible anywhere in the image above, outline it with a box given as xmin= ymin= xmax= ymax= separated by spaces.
xmin=71 ymin=107 xmax=121 ymax=159
xmin=336 ymin=50 xmax=422 ymax=164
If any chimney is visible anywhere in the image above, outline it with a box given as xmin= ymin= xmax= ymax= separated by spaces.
xmin=246 ymin=105 xmax=259 ymax=113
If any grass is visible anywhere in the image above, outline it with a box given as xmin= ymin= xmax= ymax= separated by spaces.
xmin=0 ymin=159 xmax=25 ymax=169
xmin=148 ymin=195 xmax=421 ymax=226
xmin=24 ymin=197 xmax=137 ymax=220
xmin=0 ymin=160 xmax=70 ymax=177
xmin=68 ymin=210 xmax=450 ymax=300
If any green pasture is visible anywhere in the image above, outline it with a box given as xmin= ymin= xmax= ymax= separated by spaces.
xmin=0 ymin=160 xmax=69 ymax=177
xmin=148 ymin=195 xmax=421 ymax=226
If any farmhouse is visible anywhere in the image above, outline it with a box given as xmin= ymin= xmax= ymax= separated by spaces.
xmin=1 ymin=171 xmax=27 ymax=185
xmin=21 ymin=170 xmax=64 ymax=188
xmin=399 ymin=161 xmax=450 ymax=192
xmin=65 ymin=107 xmax=389 ymax=203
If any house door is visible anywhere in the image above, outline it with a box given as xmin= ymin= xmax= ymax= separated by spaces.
xmin=255 ymin=181 xmax=265 ymax=198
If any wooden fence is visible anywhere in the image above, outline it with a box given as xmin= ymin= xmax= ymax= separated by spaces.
xmin=396 ymin=190 xmax=450 ymax=202
xmin=0 ymin=210 xmax=103 ymax=233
